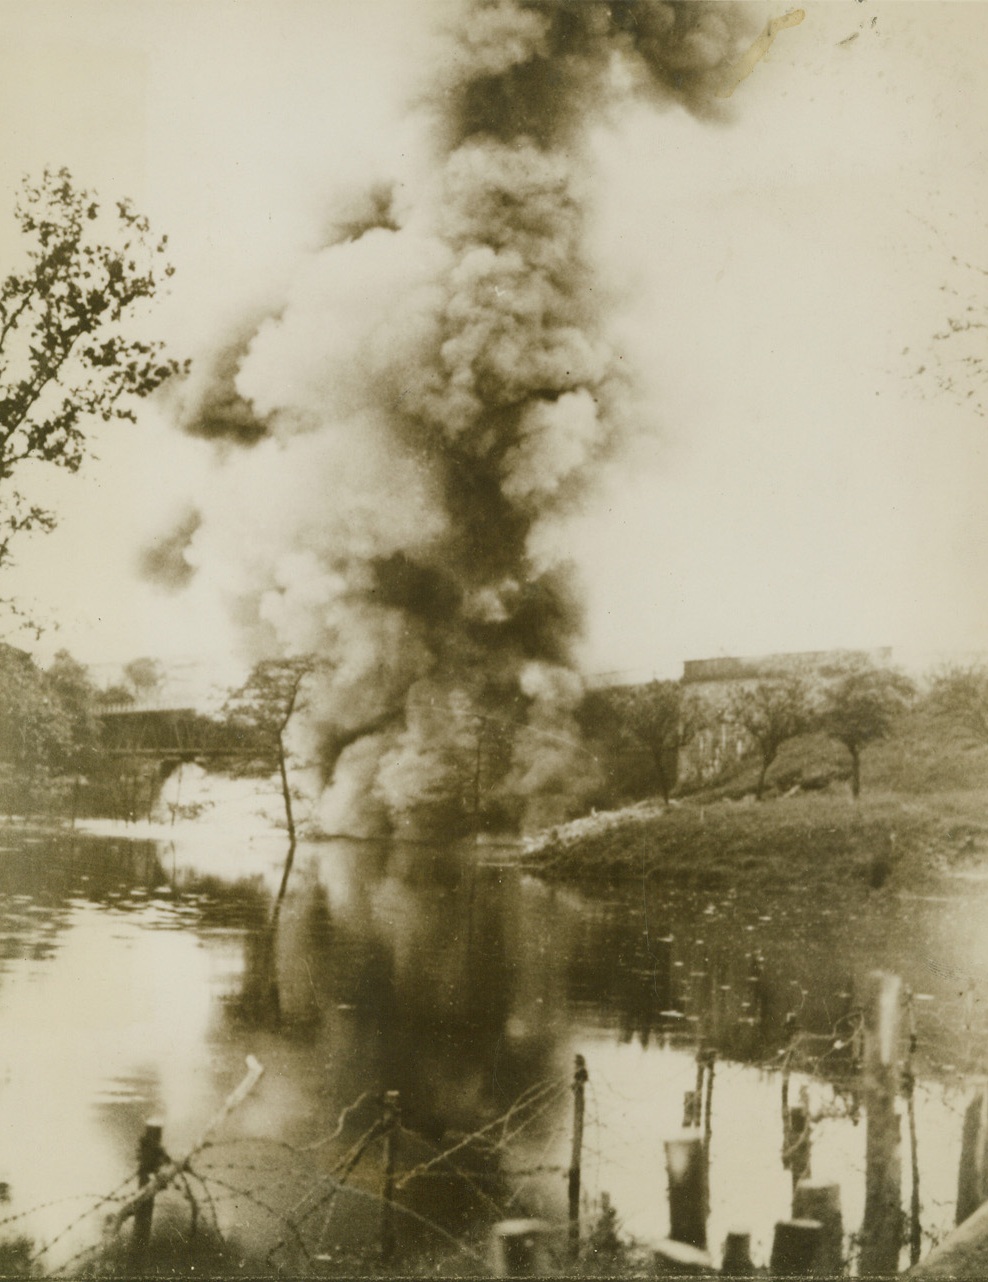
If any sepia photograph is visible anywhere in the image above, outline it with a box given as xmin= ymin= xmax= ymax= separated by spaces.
xmin=0 ymin=1 xmax=987 ymax=1276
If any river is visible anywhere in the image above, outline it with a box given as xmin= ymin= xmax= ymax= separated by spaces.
xmin=0 ymin=825 xmax=984 ymax=1274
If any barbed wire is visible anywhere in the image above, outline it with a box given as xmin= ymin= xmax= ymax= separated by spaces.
xmin=8 ymin=1005 xmax=988 ymax=1280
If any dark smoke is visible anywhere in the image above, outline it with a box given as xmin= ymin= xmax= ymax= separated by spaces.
xmin=175 ymin=326 xmax=271 ymax=445
xmin=139 ymin=507 xmax=201 ymax=592
xmin=163 ymin=0 xmax=754 ymax=836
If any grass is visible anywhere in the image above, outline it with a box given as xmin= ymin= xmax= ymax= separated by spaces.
xmin=528 ymin=709 xmax=988 ymax=895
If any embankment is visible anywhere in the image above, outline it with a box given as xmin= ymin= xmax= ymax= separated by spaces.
xmin=525 ymin=790 xmax=988 ymax=895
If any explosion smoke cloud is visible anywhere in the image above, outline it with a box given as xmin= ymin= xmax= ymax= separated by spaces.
xmin=164 ymin=0 xmax=753 ymax=836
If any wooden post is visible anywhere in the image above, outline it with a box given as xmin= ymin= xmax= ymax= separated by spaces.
xmin=770 ymin=1218 xmax=823 ymax=1276
xmin=860 ymin=970 xmax=903 ymax=1277
xmin=956 ymin=1078 xmax=988 ymax=1225
xmin=702 ymin=1049 xmax=715 ymax=1143
xmin=568 ymin=1054 xmax=588 ymax=1261
xmin=793 ymin=1180 xmax=843 ymax=1276
xmin=380 ymin=1090 xmax=400 ymax=1262
xmin=665 ymin=1132 xmax=707 ymax=1250
xmin=722 ymin=1229 xmax=755 ymax=1275
xmin=746 ymin=952 xmax=765 ymax=1027
xmin=904 ymin=986 xmax=922 ymax=1265
xmin=491 ymin=1220 xmax=551 ymax=1277
xmin=785 ymin=1097 xmax=812 ymax=1196
xmin=781 ymin=1050 xmax=792 ymax=1173
xmin=106 ymin=1057 xmax=264 ymax=1239
xmin=130 ymin=1120 xmax=165 ymax=1269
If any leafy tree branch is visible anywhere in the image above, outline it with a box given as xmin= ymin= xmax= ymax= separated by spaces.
xmin=0 ymin=167 xmax=186 ymax=570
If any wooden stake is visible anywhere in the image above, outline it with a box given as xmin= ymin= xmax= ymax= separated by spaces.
xmin=491 ymin=1220 xmax=550 ymax=1277
xmin=107 ymin=1056 xmax=264 ymax=1236
xmin=130 ymin=1120 xmax=165 ymax=1270
xmin=380 ymin=1090 xmax=400 ymax=1262
xmin=956 ymin=1078 xmax=988 ymax=1226
xmin=900 ymin=987 xmax=922 ymax=1266
xmin=664 ymin=1132 xmax=707 ymax=1250
xmin=786 ymin=1095 xmax=812 ymax=1197
xmin=770 ymin=1218 xmax=823 ymax=1276
xmin=702 ymin=1049 xmax=715 ymax=1144
xmin=793 ymin=1180 xmax=843 ymax=1276
xmin=722 ymin=1229 xmax=755 ymax=1275
xmin=568 ymin=1054 xmax=588 ymax=1261
xmin=860 ymin=970 xmax=903 ymax=1277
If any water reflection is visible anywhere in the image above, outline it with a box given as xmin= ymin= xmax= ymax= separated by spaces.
xmin=0 ymin=829 xmax=984 ymax=1272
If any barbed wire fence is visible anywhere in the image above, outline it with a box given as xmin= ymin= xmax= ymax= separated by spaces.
xmin=6 ymin=959 xmax=988 ymax=1276
xmin=0 ymin=1061 xmax=582 ymax=1278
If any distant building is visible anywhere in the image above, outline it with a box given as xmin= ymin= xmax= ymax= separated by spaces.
xmin=679 ymin=647 xmax=893 ymax=784
xmin=681 ymin=647 xmax=892 ymax=690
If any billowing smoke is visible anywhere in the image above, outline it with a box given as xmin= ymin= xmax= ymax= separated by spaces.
xmin=139 ymin=507 xmax=201 ymax=592
xmin=165 ymin=1 xmax=754 ymax=836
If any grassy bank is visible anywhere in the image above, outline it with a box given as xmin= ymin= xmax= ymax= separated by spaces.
xmin=527 ymin=705 xmax=988 ymax=892
xmin=527 ymin=789 xmax=988 ymax=895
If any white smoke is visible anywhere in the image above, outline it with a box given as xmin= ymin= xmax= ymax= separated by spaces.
xmin=156 ymin=0 xmax=754 ymax=836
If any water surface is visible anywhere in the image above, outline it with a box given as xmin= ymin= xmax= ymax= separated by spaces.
xmin=0 ymin=828 xmax=982 ymax=1272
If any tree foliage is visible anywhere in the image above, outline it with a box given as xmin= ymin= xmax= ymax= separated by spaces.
xmin=608 ymin=680 xmax=703 ymax=804
xmin=929 ymin=663 xmax=988 ymax=743
xmin=727 ymin=675 xmax=811 ymax=799
xmin=0 ymin=644 xmax=106 ymax=809
xmin=0 ymin=645 xmax=71 ymax=797
xmin=223 ymin=657 xmax=315 ymax=900
xmin=0 ymin=167 xmax=185 ymax=568
xmin=222 ymin=658 xmax=313 ymax=770
xmin=819 ymin=661 xmax=915 ymax=798
xmin=123 ymin=656 xmax=164 ymax=702
xmin=43 ymin=648 xmax=101 ymax=773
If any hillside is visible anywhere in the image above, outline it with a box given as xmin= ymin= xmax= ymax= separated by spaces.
xmin=526 ymin=709 xmax=988 ymax=891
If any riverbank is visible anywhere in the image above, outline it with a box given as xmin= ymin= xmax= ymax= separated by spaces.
xmin=525 ymin=788 xmax=988 ymax=894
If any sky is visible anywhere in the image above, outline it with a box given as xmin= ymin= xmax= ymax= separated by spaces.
xmin=0 ymin=0 xmax=986 ymax=685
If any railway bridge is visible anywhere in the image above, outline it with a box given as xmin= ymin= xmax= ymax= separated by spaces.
xmin=97 ymin=704 xmax=244 ymax=761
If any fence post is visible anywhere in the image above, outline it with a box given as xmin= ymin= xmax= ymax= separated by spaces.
xmin=722 ymin=1229 xmax=755 ymax=1275
xmin=770 ymin=1218 xmax=823 ymax=1276
xmin=664 ymin=1132 xmax=707 ymax=1250
xmin=785 ymin=1095 xmax=812 ymax=1197
xmin=131 ymin=1120 xmax=165 ymax=1270
xmin=904 ymin=986 xmax=922 ymax=1266
xmin=380 ymin=1090 xmax=400 ymax=1262
xmin=693 ymin=1051 xmax=706 ymax=1119
xmin=955 ymin=1078 xmax=988 ymax=1227
xmin=860 ymin=970 xmax=903 ymax=1277
xmin=491 ymin=1219 xmax=551 ymax=1277
xmin=568 ymin=1054 xmax=588 ymax=1261
xmin=793 ymin=1180 xmax=843 ymax=1276
xmin=702 ymin=1049 xmax=715 ymax=1142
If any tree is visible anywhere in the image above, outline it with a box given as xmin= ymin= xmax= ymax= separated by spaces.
xmin=222 ymin=657 xmax=314 ymax=901
xmin=43 ymin=648 xmax=101 ymax=774
xmin=727 ymin=674 xmax=811 ymax=800
xmin=96 ymin=682 xmax=136 ymax=710
xmin=820 ymin=661 xmax=915 ymax=799
xmin=609 ymin=680 xmax=703 ymax=804
xmin=929 ymin=663 xmax=988 ymax=743
xmin=0 ymin=167 xmax=185 ymax=570
xmin=0 ymin=643 xmax=72 ymax=812
xmin=123 ymin=656 xmax=164 ymax=703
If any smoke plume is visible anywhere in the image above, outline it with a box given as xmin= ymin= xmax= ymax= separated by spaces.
xmin=167 ymin=1 xmax=753 ymax=836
